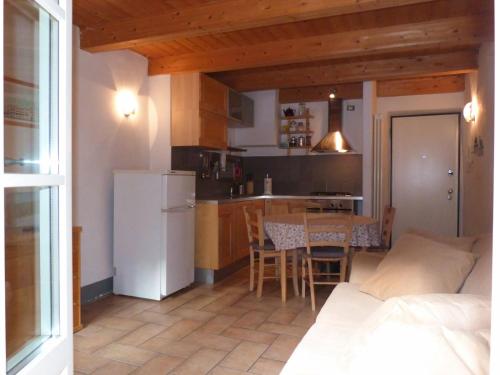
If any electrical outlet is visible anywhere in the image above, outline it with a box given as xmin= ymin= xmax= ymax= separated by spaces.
xmin=347 ymin=105 xmax=355 ymax=111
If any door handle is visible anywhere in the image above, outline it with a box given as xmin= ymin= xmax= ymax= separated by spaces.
xmin=447 ymin=188 xmax=454 ymax=200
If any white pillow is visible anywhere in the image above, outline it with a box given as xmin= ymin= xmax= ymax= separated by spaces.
xmin=341 ymin=294 xmax=491 ymax=375
xmin=407 ymin=228 xmax=477 ymax=252
xmin=360 ymin=233 xmax=476 ymax=300
xmin=461 ymin=234 xmax=492 ymax=296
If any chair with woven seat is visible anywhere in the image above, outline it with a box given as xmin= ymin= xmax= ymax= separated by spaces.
xmin=243 ymin=206 xmax=299 ymax=302
xmin=361 ymin=206 xmax=396 ymax=256
xmin=302 ymin=213 xmax=353 ymax=311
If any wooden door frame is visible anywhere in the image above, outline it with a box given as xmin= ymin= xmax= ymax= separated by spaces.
xmin=389 ymin=112 xmax=462 ymax=236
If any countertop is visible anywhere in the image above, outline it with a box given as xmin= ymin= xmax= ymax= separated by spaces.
xmin=197 ymin=195 xmax=363 ymax=204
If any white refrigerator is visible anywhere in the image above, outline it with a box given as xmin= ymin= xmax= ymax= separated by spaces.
xmin=113 ymin=170 xmax=196 ymax=300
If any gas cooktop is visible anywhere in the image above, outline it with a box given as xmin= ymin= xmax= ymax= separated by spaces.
xmin=310 ymin=191 xmax=352 ymax=197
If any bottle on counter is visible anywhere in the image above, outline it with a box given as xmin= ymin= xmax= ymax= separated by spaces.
xmin=264 ymin=173 xmax=272 ymax=195
xmin=246 ymin=174 xmax=254 ymax=195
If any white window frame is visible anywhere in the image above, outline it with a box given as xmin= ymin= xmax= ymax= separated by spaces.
xmin=0 ymin=0 xmax=72 ymax=374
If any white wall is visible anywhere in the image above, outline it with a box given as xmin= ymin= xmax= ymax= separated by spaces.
xmin=73 ymin=29 xmax=171 ymax=286
xmin=462 ymin=42 xmax=494 ymax=235
xmin=230 ymin=90 xmax=363 ymax=156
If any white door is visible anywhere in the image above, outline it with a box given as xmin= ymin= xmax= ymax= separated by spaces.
xmin=392 ymin=114 xmax=460 ymax=241
xmin=1 ymin=0 xmax=72 ymax=374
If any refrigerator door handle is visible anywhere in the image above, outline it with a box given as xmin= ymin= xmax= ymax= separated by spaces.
xmin=162 ymin=204 xmax=195 ymax=213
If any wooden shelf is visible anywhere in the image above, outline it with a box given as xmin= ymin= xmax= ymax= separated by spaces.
xmin=278 ymin=145 xmax=311 ymax=150
xmin=280 ymin=114 xmax=314 ymax=120
xmin=279 ymin=130 xmax=313 ymax=135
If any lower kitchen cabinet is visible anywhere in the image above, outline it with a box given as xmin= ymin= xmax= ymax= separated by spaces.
xmin=196 ymin=200 xmax=264 ymax=270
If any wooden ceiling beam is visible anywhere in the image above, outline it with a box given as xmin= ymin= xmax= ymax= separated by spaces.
xmin=80 ymin=0 xmax=434 ymax=52
xmin=377 ymin=75 xmax=465 ymax=97
xmin=212 ymin=50 xmax=478 ymax=91
xmin=149 ymin=14 xmax=491 ymax=74
xmin=279 ymin=83 xmax=363 ymax=103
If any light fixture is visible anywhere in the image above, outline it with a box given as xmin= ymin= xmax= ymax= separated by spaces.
xmin=329 ymin=90 xmax=336 ymax=99
xmin=463 ymin=101 xmax=476 ymax=123
xmin=116 ymin=90 xmax=137 ymax=118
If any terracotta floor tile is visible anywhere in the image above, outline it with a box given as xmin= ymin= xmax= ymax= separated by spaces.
xmin=114 ymin=301 xmax=157 ymax=318
xmin=182 ymin=295 xmax=222 ymax=310
xmin=233 ymin=301 xmax=279 ymax=314
xmin=146 ymin=296 xmax=192 ymax=314
xmin=290 ymin=309 xmax=316 ymax=328
xmin=169 ymin=307 xmax=217 ymax=322
xmin=209 ymin=366 xmax=249 ymax=375
xmin=74 ymin=326 xmax=127 ymax=353
xmin=182 ymin=331 xmax=241 ymax=351
xmin=169 ymin=348 xmax=228 ymax=375
xmin=94 ymin=343 xmax=157 ymax=366
xmin=215 ymin=306 xmax=250 ymax=317
xmin=74 ymin=350 xmax=109 ymax=374
xmin=156 ymin=319 xmax=205 ymax=340
xmin=266 ymin=308 xmax=300 ymax=325
xmin=248 ymin=358 xmax=285 ymax=375
xmin=92 ymin=360 xmax=138 ymax=375
xmin=258 ymin=322 xmax=307 ymax=337
xmin=219 ymin=341 xmax=268 ymax=371
xmin=196 ymin=315 xmax=239 ymax=335
xmin=232 ymin=310 xmax=270 ymax=330
xmin=133 ymin=354 xmax=184 ymax=375
xmin=202 ymin=294 xmax=246 ymax=313
xmin=141 ymin=337 xmax=201 ymax=358
xmin=132 ymin=311 xmax=183 ymax=326
xmin=221 ymin=327 xmax=277 ymax=345
xmin=261 ymin=334 xmax=300 ymax=362
xmin=118 ymin=323 xmax=167 ymax=346
xmin=93 ymin=316 xmax=144 ymax=332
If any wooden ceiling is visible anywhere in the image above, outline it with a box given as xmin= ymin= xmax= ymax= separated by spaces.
xmin=74 ymin=0 xmax=493 ymax=92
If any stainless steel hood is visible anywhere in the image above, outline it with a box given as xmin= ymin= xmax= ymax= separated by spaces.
xmin=312 ymin=98 xmax=353 ymax=153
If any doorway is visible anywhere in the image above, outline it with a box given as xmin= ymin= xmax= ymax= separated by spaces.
xmin=391 ymin=113 xmax=460 ymax=241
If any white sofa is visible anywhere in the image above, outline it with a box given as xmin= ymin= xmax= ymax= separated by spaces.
xmin=281 ymin=234 xmax=492 ymax=375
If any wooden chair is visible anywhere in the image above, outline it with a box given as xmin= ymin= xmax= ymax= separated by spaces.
xmin=362 ymin=206 xmax=396 ymax=256
xmin=243 ymin=206 xmax=299 ymax=302
xmin=302 ymin=213 xmax=353 ymax=311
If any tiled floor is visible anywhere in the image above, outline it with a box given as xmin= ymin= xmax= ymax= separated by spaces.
xmin=74 ymin=267 xmax=331 ymax=375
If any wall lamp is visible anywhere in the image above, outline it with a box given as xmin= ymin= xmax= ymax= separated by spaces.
xmin=463 ymin=101 xmax=477 ymax=123
xmin=116 ymin=90 xmax=137 ymax=118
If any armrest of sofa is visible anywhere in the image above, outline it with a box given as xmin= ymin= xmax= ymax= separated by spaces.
xmin=349 ymin=252 xmax=384 ymax=285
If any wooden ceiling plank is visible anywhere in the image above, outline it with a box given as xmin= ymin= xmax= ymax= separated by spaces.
xmin=149 ymin=15 xmax=490 ymax=74
xmin=212 ymin=50 xmax=478 ymax=91
xmin=377 ymin=75 xmax=466 ymax=97
xmin=79 ymin=0 xmax=435 ymax=51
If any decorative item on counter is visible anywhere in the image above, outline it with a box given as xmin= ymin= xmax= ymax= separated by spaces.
xmin=220 ymin=151 xmax=227 ymax=172
xmin=246 ymin=174 xmax=254 ymax=195
xmin=298 ymin=136 xmax=305 ymax=147
xmin=297 ymin=121 xmax=305 ymax=132
xmin=298 ymin=103 xmax=306 ymax=116
xmin=306 ymin=135 xmax=312 ymax=146
xmin=239 ymin=184 xmax=245 ymax=195
xmin=289 ymin=136 xmax=298 ymax=147
xmin=283 ymin=107 xmax=295 ymax=117
xmin=289 ymin=120 xmax=297 ymax=132
xmin=264 ymin=173 xmax=272 ymax=195
xmin=281 ymin=124 xmax=289 ymax=132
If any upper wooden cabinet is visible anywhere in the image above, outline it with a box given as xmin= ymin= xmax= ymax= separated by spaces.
xmin=171 ymin=72 xmax=228 ymax=149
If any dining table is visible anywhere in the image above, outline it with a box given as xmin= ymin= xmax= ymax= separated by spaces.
xmin=263 ymin=213 xmax=380 ymax=303
xmin=264 ymin=213 xmax=381 ymax=250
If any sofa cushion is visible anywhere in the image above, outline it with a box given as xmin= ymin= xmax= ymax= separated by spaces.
xmin=342 ymin=294 xmax=491 ymax=375
xmin=407 ymin=228 xmax=477 ymax=252
xmin=461 ymin=234 xmax=492 ymax=296
xmin=281 ymin=283 xmax=382 ymax=375
xmin=360 ymin=233 xmax=476 ymax=300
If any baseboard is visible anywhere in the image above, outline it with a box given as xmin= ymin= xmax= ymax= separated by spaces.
xmin=81 ymin=277 xmax=113 ymax=304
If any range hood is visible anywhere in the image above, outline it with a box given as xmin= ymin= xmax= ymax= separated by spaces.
xmin=312 ymin=99 xmax=353 ymax=153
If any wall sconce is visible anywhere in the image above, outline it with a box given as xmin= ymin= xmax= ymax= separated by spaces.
xmin=463 ymin=101 xmax=477 ymax=123
xmin=329 ymin=89 xmax=337 ymax=99
xmin=116 ymin=90 xmax=137 ymax=118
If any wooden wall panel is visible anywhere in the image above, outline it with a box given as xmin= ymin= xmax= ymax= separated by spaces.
xmin=279 ymin=83 xmax=363 ymax=103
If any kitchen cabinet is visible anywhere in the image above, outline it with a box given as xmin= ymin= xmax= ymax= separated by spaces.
xmin=196 ymin=200 xmax=264 ymax=270
xmin=228 ymin=89 xmax=254 ymax=128
xmin=171 ymin=72 xmax=228 ymax=149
